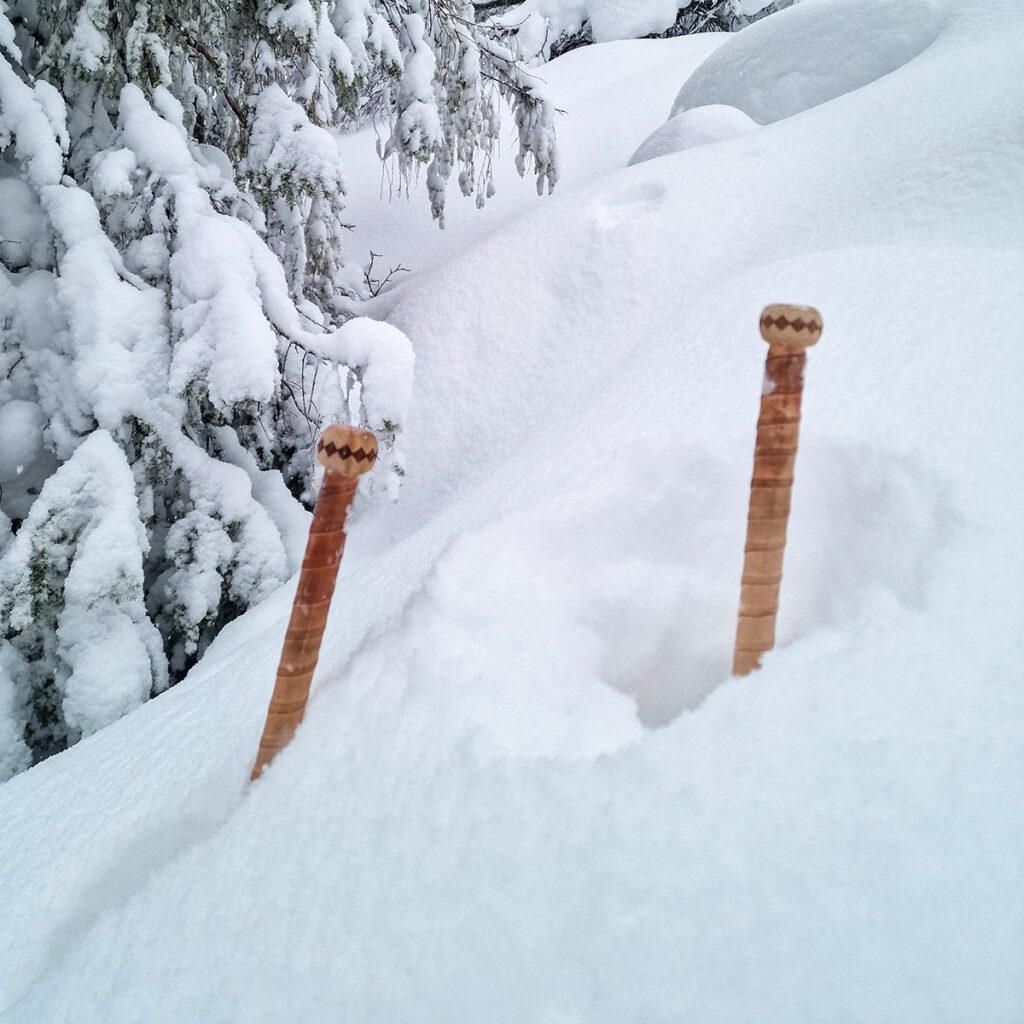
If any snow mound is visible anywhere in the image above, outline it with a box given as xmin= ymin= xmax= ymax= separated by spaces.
xmin=673 ymin=0 xmax=947 ymax=123
xmin=627 ymin=103 xmax=758 ymax=165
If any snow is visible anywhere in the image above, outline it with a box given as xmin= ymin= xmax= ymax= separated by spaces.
xmin=0 ymin=178 xmax=46 ymax=270
xmin=0 ymin=399 xmax=45 ymax=480
xmin=53 ymin=435 xmax=165 ymax=739
xmin=2 ymin=0 xmax=1023 ymax=1019
xmin=627 ymin=102 xmax=758 ymax=165
xmin=385 ymin=13 xmax=441 ymax=166
xmin=0 ymin=647 xmax=30 ymax=780
xmin=88 ymin=147 xmax=137 ymax=203
xmin=266 ymin=0 xmax=319 ymax=40
xmin=323 ymin=316 xmax=416 ymax=498
xmin=248 ymin=84 xmax=348 ymax=201
xmin=0 ymin=5 xmax=16 ymax=62
xmin=331 ymin=35 xmax=727 ymax=277
xmin=0 ymin=41 xmax=67 ymax=188
xmin=66 ymin=0 xmax=110 ymax=76
xmin=671 ymin=0 xmax=948 ymax=124
xmin=40 ymin=181 xmax=171 ymax=438
xmin=732 ymin=0 xmax=779 ymax=13
xmin=586 ymin=0 xmax=680 ymax=44
xmin=0 ymin=430 xmax=166 ymax=758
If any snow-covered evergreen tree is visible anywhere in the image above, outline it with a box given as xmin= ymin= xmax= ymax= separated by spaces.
xmin=0 ymin=0 xmax=556 ymax=777
xmin=0 ymin=431 xmax=166 ymax=758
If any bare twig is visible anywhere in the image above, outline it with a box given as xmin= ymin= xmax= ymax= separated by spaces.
xmin=363 ymin=251 xmax=409 ymax=297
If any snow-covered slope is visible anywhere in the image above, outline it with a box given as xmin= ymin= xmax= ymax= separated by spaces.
xmin=2 ymin=0 xmax=1023 ymax=1020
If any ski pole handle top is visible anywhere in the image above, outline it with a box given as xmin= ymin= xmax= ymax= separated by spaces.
xmin=759 ymin=304 xmax=823 ymax=352
xmin=316 ymin=424 xmax=378 ymax=477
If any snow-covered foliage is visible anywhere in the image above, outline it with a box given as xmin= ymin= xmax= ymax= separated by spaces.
xmin=0 ymin=0 xmax=556 ymax=775
xmin=0 ymin=431 xmax=165 ymax=756
xmin=488 ymin=0 xmax=795 ymax=64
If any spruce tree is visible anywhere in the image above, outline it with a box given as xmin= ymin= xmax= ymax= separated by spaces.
xmin=0 ymin=0 xmax=557 ymax=776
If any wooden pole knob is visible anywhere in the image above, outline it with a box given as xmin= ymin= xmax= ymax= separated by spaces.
xmin=251 ymin=424 xmax=377 ymax=780
xmin=759 ymin=304 xmax=822 ymax=351
xmin=733 ymin=305 xmax=822 ymax=677
xmin=315 ymin=424 xmax=378 ymax=476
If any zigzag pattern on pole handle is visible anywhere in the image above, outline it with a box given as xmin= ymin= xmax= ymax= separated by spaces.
xmin=251 ymin=424 xmax=378 ymax=780
xmin=733 ymin=305 xmax=822 ymax=677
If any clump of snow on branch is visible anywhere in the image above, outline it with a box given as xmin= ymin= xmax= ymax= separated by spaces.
xmin=384 ymin=0 xmax=559 ymax=225
xmin=0 ymin=432 xmax=166 ymax=756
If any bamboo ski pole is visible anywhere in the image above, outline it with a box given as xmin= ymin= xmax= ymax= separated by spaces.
xmin=251 ymin=424 xmax=378 ymax=780
xmin=732 ymin=304 xmax=823 ymax=677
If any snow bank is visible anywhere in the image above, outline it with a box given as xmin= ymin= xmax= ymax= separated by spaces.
xmin=672 ymin=0 xmax=948 ymax=123
xmin=627 ymin=102 xmax=758 ymax=165
xmin=1 ymin=0 xmax=1023 ymax=1019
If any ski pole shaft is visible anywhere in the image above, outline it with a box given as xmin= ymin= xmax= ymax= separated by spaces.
xmin=733 ymin=304 xmax=822 ymax=676
xmin=251 ymin=424 xmax=378 ymax=780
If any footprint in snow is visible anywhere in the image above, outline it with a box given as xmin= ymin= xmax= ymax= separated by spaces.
xmin=591 ymin=181 xmax=666 ymax=231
